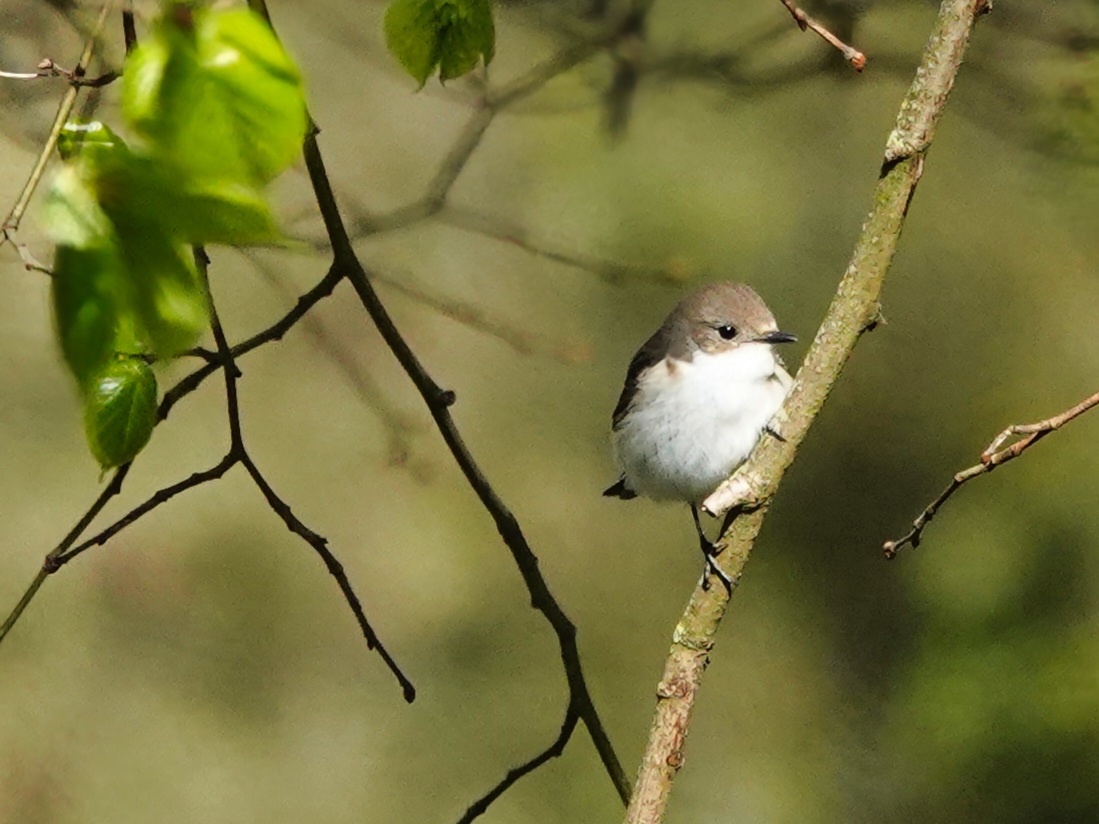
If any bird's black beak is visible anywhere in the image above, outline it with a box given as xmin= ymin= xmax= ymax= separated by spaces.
xmin=757 ymin=330 xmax=798 ymax=344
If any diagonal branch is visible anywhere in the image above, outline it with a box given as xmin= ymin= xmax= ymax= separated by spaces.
xmin=625 ymin=2 xmax=990 ymax=822
xmin=159 ymin=261 xmax=345 ymax=422
xmin=51 ymin=457 xmax=237 ymax=569
xmin=1 ymin=0 xmax=115 ymax=240
xmin=0 ymin=464 xmax=130 ymax=643
xmin=200 ymin=247 xmax=416 ymax=701
xmin=883 ymin=387 xmax=1099 ymax=557
xmin=456 ymin=701 xmax=582 ymax=824
xmin=310 ymin=129 xmax=631 ymax=803
xmin=246 ymin=0 xmax=630 ymax=802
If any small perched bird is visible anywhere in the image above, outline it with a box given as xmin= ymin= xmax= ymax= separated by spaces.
xmin=604 ymin=281 xmax=797 ymax=588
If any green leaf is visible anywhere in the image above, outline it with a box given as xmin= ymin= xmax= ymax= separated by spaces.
xmin=114 ymin=228 xmax=208 ymax=357
xmin=57 ymin=120 xmax=125 ymax=161
xmin=41 ymin=164 xmax=115 ymax=249
xmin=51 ymin=244 xmax=131 ymax=388
xmin=438 ymin=0 xmax=495 ymax=82
xmin=122 ymin=6 xmax=307 ymax=186
xmin=167 ymin=178 xmax=282 ymax=244
xmin=385 ymin=0 xmax=441 ymax=86
xmin=385 ymin=0 xmax=495 ymax=86
xmin=84 ymin=357 xmax=158 ymax=469
xmin=95 ymin=155 xmax=282 ymax=246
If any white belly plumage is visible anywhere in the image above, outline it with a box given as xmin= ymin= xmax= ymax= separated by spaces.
xmin=612 ymin=344 xmax=791 ymax=502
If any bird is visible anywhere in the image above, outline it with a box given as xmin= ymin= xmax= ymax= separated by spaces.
xmin=604 ymin=281 xmax=797 ymax=589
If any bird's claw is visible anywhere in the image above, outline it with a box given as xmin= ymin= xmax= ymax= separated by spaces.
xmin=700 ymin=546 xmax=733 ymax=595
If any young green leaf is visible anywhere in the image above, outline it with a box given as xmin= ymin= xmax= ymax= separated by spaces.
xmin=57 ymin=120 xmax=125 ymax=161
xmin=95 ymin=155 xmax=282 ymax=247
xmin=51 ymin=244 xmax=130 ymax=388
xmin=111 ymin=227 xmax=208 ymax=357
xmin=438 ymin=0 xmax=495 ymax=82
xmin=41 ymin=164 xmax=116 ymax=250
xmin=385 ymin=0 xmax=495 ymax=87
xmin=122 ymin=6 xmax=307 ymax=186
xmin=84 ymin=357 xmax=158 ymax=469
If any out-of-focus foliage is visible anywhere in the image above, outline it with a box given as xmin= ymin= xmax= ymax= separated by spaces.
xmin=44 ymin=2 xmax=306 ymax=466
xmin=2 ymin=0 xmax=1099 ymax=822
xmin=384 ymin=0 xmax=495 ymax=86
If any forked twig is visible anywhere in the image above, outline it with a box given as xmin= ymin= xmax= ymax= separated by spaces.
xmin=883 ymin=388 xmax=1099 ymax=558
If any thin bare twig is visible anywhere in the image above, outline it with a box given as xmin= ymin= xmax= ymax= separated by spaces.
xmin=159 ymin=262 xmax=345 ymax=422
xmin=1 ymin=0 xmax=114 ymax=241
xmin=883 ymin=388 xmax=1099 ymax=558
xmin=457 ymin=701 xmax=581 ymax=824
xmin=777 ymin=0 xmax=867 ymax=70
xmin=51 ymin=457 xmax=236 ymax=569
xmin=0 ymin=58 xmax=119 ymax=86
xmin=0 ymin=465 xmax=131 ymax=643
xmin=4 ymin=244 xmax=415 ymax=700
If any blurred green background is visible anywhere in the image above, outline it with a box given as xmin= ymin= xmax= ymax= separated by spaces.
xmin=3 ymin=1 xmax=1099 ymax=822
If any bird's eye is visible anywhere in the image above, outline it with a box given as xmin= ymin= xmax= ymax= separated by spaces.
xmin=717 ymin=324 xmax=737 ymax=340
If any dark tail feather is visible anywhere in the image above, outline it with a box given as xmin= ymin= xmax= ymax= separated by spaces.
xmin=603 ymin=477 xmax=637 ymax=499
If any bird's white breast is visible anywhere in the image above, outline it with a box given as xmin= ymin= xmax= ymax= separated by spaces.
xmin=612 ymin=343 xmax=791 ymax=502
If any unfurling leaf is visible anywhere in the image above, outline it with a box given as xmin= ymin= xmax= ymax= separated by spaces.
xmin=84 ymin=357 xmax=158 ymax=469
xmin=385 ymin=0 xmax=495 ymax=86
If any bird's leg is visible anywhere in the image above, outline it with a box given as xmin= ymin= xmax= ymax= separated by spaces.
xmin=763 ymin=423 xmax=786 ymax=443
xmin=690 ymin=504 xmax=733 ymax=594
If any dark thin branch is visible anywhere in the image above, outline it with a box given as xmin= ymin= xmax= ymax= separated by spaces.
xmin=239 ymin=451 xmax=416 ymax=701
xmin=0 ymin=61 xmax=117 ymax=86
xmin=883 ymin=388 xmax=1099 ymax=557
xmin=51 ymin=457 xmax=237 ymax=568
xmin=244 ymin=252 xmax=425 ymax=468
xmin=6 ymin=58 xmax=122 ymax=87
xmin=263 ymin=4 xmax=631 ymax=802
xmin=159 ymin=262 xmax=345 ymax=422
xmin=0 ymin=465 xmax=130 ymax=644
xmin=201 ymin=246 xmax=416 ymax=701
xmin=456 ymin=702 xmax=582 ymax=824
